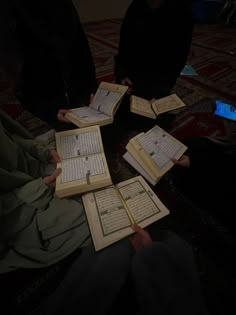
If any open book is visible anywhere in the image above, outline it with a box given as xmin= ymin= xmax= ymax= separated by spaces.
xmin=130 ymin=94 xmax=186 ymax=119
xmin=65 ymin=82 xmax=128 ymax=127
xmin=55 ymin=125 xmax=112 ymax=198
xmin=82 ymin=176 xmax=169 ymax=251
xmin=125 ymin=125 xmax=187 ymax=184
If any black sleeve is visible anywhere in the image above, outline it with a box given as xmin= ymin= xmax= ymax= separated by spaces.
xmin=114 ymin=1 xmax=137 ymax=82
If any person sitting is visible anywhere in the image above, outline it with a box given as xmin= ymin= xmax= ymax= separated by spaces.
xmin=0 ymin=109 xmax=208 ymax=314
xmin=115 ymin=0 xmax=194 ymax=101
xmin=0 ymin=109 xmax=91 ymax=272
xmin=39 ymin=225 xmax=209 ymax=315
xmin=171 ymin=136 xmax=236 ymax=231
xmin=0 ymin=0 xmax=97 ymax=123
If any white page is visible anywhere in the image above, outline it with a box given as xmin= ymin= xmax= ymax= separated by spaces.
xmin=153 ymin=94 xmax=185 ymax=114
xmin=71 ymin=107 xmax=109 ymax=122
xmin=138 ymin=126 xmax=183 ymax=169
xmin=123 ymin=152 xmax=157 ymax=186
xmin=118 ymin=179 xmax=161 ymax=224
xmin=93 ymin=188 xmax=132 ymax=235
xmin=61 ymin=153 xmax=105 ymax=183
xmin=90 ymin=88 xmax=122 ymax=117
xmin=60 ymin=130 xmax=101 ymax=160
xmin=133 ymin=96 xmax=150 ymax=110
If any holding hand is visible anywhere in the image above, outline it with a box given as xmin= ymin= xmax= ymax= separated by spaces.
xmin=49 ymin=149 xmax=61 ymax=164
xmin=57 ymin=109 xmax=71 ymax=123
xmin=172 ymin=155 xmax=191 ymax=168
xmin=121 ymin=77 xmax=133 ymax=95
xmin=43 ymin=168 xmax=62 ymax=187
xmin=129 ymin=224 xmax=153 ymax=251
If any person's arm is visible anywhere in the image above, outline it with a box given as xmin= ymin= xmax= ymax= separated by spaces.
xmin=13 ymin=134 xmax=50 ymax=162
xmin=173 ymin=137 xmax=224 ymax=170
xmin=1 ymin=166 xmax=61 ymax=212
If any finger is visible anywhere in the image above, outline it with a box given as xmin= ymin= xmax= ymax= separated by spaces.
xmin=131 ymin=224 xmax=146 ymax=236
xmin=126 ymin=78 xmax=133 ymax=86
xmin=57 ymin=110 xmax=71 ymax=122
xmin=50 ymin=168 xmax=62 ymax=181
xmin=53 ymin=151 xmax=61 ymax=163
xmin=150 ymin=98 xmax=157 ymax=104
xmin=53 ymin=154 xmax=61 ymax=163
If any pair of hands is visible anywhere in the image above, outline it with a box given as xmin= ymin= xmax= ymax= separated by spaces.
xmin=45 ymin=152 xmax=152 ymax=250
xmin=45 ymin=152 xmax=152 ymax=251
xmin=121 ymin=78 xmax=158 ymax=105
xmin=43 ymin=149 xmax=61 ymax=187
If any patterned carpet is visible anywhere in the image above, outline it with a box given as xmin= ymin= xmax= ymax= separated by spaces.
xmin=0 ymin=20 xmax=236 ymax=315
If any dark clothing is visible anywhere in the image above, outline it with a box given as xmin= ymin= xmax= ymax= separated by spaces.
xmin=115 ymin=0 xmax=193 ymax=99
xmin=132 ymin=232 xmax=208 ymax=315
xmin=171 ymin=137 xmax=236 ymax=230
xmin=1 ymin=0 xmax=97 ymax=122
xmin=37 ymin=232 xmax=208 ymax=315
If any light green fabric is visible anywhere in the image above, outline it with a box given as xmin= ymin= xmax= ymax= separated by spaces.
xmin=0 ymin=111 xmax=90 ymax=273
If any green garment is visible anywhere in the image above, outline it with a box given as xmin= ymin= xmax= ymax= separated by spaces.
xmin=0 ymin=110 xmax=90 ymax=273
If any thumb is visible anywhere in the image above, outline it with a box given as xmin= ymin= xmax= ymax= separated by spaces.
xmin=46 ymin=168 xmax=62 ymax=184
xmin=51 ymin=168 xmax=62 ymax=180
xmin=131 ymin=224 xmax=145 ymax=235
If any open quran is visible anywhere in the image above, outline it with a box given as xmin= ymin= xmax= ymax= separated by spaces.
xmin=65 ymin=82 xmax=128 ymax=127
xmin=130 ymin=94 xmax=186 ymax=119
xmin=55 ymin=125 xmax=112 ymax=198
xmin=82 ymin=176 xmax=169 ymax=251
xmin=124 ymin=125 xmax=187 ymax=185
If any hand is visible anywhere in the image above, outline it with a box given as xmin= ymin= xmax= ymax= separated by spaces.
xmin=49 ymin=149 xmax=61 ymax=164
xmin=150 ymin=98 xmax=157 ymax=104
xmin=121 ymin=77 xmax=133 ymax=95
xmin=172 ymin=155 xmax=190 ymax=168
xmin=57 ymin=109 xmax=71 ymax=122
xmin=43 ymin=168 xmax=62 ymax=187
xmin=129 ymin=224 xmax=152 ymax=251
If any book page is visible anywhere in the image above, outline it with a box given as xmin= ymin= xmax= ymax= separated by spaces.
xmin=69 ymin=106 xmax=109 ymax=122
xmin=90 ymin=88 xmax=123 ymax=117
xmin=123 ymin=152 xmax=158 ymax=186
xmin=131 ymin=95 xmax=156 ymax=119
xmin=138 ymin=125 xmax=185 ymax=169
xmin=93 ymin=187 xmax=132 ymax=235
xmin=61 ymin=153 xmax=106 ymax=184
xmin=55 ymin=126 xmax=112 ymax=198
xmin=117 ymin=178 xmax=161 ymax=224
xmin=82 ymin=176 xmax=169 ymax=251
xmin=152 ymin=94 xmax=185 ymax=115
xmin=59 ymin=129 xmax=102 ymax=159
xmin=82 ymin=187 xmax=134 ymax=251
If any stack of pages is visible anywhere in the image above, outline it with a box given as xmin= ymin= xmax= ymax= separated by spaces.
xmin=65 ymin=81 xmax=128 ymax=127
xmin=123 ymin=125 xmax=187 ymax=185
xmin=55 ymin=125 xmax=112 ymax=198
